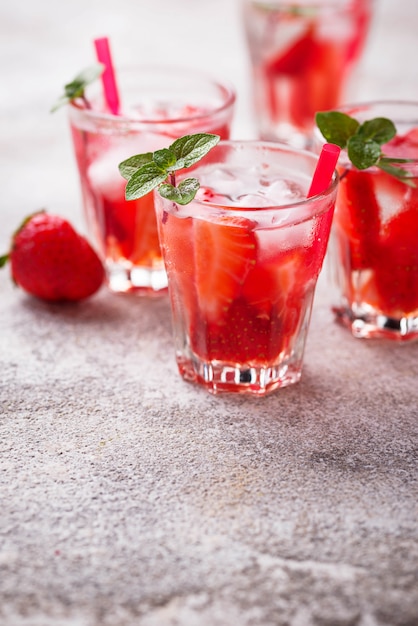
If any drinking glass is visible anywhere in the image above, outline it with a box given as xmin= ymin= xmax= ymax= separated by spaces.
xmin=242 ymin=0 xmax=374 ymax=148
xmin=321 ymin=101 xmax=418 ymax=341
xmin=154 ymin=140 xmax=338 ymax=395
xmin=68 ymin=66 xmax=236 ymax=295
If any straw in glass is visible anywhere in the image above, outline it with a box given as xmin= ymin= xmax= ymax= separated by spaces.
xmin=307 ymin=143 xmax=341 ymax=198
xmin=94 ymin=37 xmax=120 ymax=115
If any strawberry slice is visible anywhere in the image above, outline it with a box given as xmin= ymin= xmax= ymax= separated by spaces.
xmin=337 ymin=170 xmax=381 ymax=270
xmin=131 ymin=192 xmax=162 ymax=265
xmin=287 ymin=41 xmax=342 ymax=129
xmin=245 ymin=245 xmax=315 ymax=327
xmin=201 ymin=297 xmax=285 ymax=363
xmin=295 ymin=39 xmax=343 ymax=124
xmin=404 ymin=127 xmax=418 ymax=148
xmin=160 ymin=211 xmax=196 ymax=324
xmin=102 ymin=196 xmax=136 ymax=261
xmin=265 ymin=26 xmax=315 ymax=77
xmin=194 ymin=216 xmax=257 ymax=320
xmin=198 ymin=249 xmax=310 ymax=364
xmin=264 ymin=26 xmax=343 ymax=129
xmin=242 ymin=247 xmax=303 ymax=310
xmin=373 ymin=205 xmax=418 ymax=316
xmin=345 ymin=0 xmax=373 ymax=64
xmin=264 ymin=27 xmax=315 ymax=123
xmin=102 ymin=192 xmax=161 ymax=265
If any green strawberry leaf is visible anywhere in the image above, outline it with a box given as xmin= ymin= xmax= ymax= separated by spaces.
xmin=159 ymin=178 xmax=201 ymax=205
xmin=0 ymin=253 xmax=9 ymax=268
xmin=119 ymin=132 xmax=220 ymax=205
xmin=51 ymin=63 xmax=104 ymax=112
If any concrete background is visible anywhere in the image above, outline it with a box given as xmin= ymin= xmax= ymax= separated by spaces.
xmin=1 ymin=1 xmax=418 ymax=625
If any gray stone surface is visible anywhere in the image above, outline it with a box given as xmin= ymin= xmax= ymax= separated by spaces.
xmin=1 ymin=1 xmax=418 ymax=625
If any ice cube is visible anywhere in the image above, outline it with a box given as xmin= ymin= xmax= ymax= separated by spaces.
xmin=198 ymin=166 xmax=251 ymax=203
xmin=196 ymin=163 xmax=307 ymax=209
xmin=317 ymin=14 xmax=353 ymax=43
xmin=384 ymin=131 xmax=418 ymax=159
xmin=265 ymin=178 xmax=305 ymax=205
xmin=257 ymin=220 xmax=314 ymax=263
xmin=373 ymin=173 xmax=410 ymax=224
xmin=269 ymin=19 xmax=311 ymax=59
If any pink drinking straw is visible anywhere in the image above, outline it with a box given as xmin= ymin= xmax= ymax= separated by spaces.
xmin=307 ymin=143 xmax=341 ymax=198
xmin=94 ymin=37 xmax=120 ymax=115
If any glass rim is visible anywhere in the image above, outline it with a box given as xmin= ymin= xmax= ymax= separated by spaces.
xmin=177 ymin=139 xmax=339 ymax=213
xmin=68 ymin=64 xmax=236 ymax=126
xmin=334 ymin=99 xmax=418 ymax=131
xmin=243 ymin=0 xmax=375 ymax=9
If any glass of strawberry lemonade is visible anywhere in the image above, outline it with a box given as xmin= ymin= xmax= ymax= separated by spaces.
xmin=154 ymin=141 xmax=338 ymax=395
xmin=242 ymin=0 xmax=374 ymax=148
xmin=325 ymin=101 xmax=418 ymax=341
xmin=68 ymin=66 xmax=235 ymax=295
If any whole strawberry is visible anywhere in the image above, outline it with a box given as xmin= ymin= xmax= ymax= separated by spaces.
xmin=0 ymin=211 xmax=105 ymax=302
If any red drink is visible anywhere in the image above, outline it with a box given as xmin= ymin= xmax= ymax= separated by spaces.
xmin=68 ymin=67 xmax=235 ymax=295
xmin=154 ymin=141 xmax=338 ymax=395
xmin=242 ymin=0 xmax=373 ymax=147
xmin=329 ymin=102 xmax=418 ymax=340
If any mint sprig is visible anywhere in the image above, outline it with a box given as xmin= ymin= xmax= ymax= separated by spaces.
xmin=316 ymin=111 xmax=414 ymax=185
xmin=51 ymin=64 xmax=104 ymax=112
xmin=119 ymin=133 xmax=220 ymax=205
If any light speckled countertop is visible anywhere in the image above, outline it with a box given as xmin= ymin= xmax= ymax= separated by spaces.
xmin=1 ymin=1 xmax=418 ymax=625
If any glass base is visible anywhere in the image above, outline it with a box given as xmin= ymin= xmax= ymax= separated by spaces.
xmin=176 ymin=354 xmax=302 ymax=396
xmin=106 ymin=262 xmax=168 ymax=296
xmin=333 ymin=305 xmax=418 ymax=342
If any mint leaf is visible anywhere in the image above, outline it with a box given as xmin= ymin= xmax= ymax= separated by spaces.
xmin=159 ymin=178 xmax=200 ymax=205
xmin=316 ymin=111 xmax=359 ymax=148
xmin=357 ymin=117 xmax=396 ymax=145
xmin=119 ymin=132 xmax=220 ymax=204
xmin=153 ymin=148 xmax=177 ymax=171
xmin=125 ymin=162 xmax=168 ymax=201
xmin=51 ymin=63 xmax=104 ymax=112
xmin=169 ymin=133 xmax=220 ymax=169
xmin=378 ymin=159 xmax=415 ymax=187
xmin=119 ymin=153 xmax=154 ymax=181
xmin=347 ymin=135 xmax=381 ymax=170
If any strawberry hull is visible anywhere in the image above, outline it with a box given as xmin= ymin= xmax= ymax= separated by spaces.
xmin=155 ymin=141 xmax=338 ymax=395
